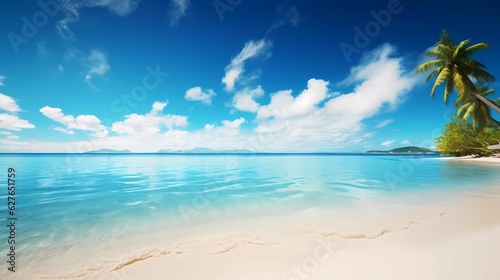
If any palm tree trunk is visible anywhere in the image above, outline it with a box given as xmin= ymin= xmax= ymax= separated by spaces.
xmin=466 ymin=85 xmax=500 ymax=114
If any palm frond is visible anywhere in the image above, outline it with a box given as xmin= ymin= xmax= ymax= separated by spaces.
xmin=426 ymin=69 xmax=439 ymax=82
xmin=453 ymin=39 xmax=470 ymax=58
xmin=457 ymin=102 xmax=470 ymax=116
xmin=423 ymin=50 xmax=441 ymax=58
xmin=431 ymin=67 xmax=451 ymax=98
xmin=415 ymin=60 xmax=443 ymax=73
xmin=439 ymin=29 xmax=454 ymax=46
xmin=464 ymin=42 xmax=490 ymax=56
xmin=444 ymin=77 xmax=455 ymax=105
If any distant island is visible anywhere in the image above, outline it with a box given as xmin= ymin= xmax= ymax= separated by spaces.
xmin=157 ymin=148 xmax=256 ymax=154
xmin=84 ymin=149 xmax=132 ymax=154
xmin=366 ymin=146 xmax=438 ymax=154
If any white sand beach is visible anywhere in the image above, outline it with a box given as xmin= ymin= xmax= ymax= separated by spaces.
xmin=93 ymin=185 xmax=500 ymax=280
xmin=448 ymin=156 xmax=500 ymax=165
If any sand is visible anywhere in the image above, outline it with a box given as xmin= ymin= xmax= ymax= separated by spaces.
xmin=92 ymin=185 xmax=500 ymax=280
xmin=447 ymin=156 xmax=500 ymax=165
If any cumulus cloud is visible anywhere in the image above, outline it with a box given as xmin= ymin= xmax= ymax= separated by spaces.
xmin=0 ymin=114 xmax=35 ymax=131
xmin=0 ymin=93 xmax=21 ymax=113
xmin=0 ymin=92 xmax=35 ymax=132
xmin=375 ymin=119 xmax=394 ymax=128
xmin=199 ymin=117 xmax=246 ymax=138
xmin=168 ymin=0 xmax=190 ymax=26
xmin=401 ymin=140 xmax=411 ymax=145
xmin=257 ymin=79 xmax=329 ymax=119
xmin=57 ymin=0 xmax=140 ymax=39
xmin=2 ymin=44 xmax=420 ymax=153
xmin=232 ymin=86 xmax=264 ymax=113
xmin=39 ymin=106 xmax=108 ymax=136
xmin=111 ymin=101 xmax=188 ymax=134
xmin=250 ymin=44 xmax=418 ymax=151
xmin=185 ymin=87 xmax=216 ymax=105
xmin=222 ymin=39 xmax=271 ymax=91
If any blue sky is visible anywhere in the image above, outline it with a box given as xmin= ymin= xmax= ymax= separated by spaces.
xmin=0 ymin=0 xmax=499 ymax=152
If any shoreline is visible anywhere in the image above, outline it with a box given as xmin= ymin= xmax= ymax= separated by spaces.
xmin=441 ymin=155 xmax=500 ymax=165
xmin=88 ymin=185 xmax=500 ymax=280
xmin=5 ymin=184 xmax=500 ymax=279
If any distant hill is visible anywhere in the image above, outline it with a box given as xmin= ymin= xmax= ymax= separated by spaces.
xmin=84 ymin=149 xmax=132 ymax=154
xmin=157 ymin=148 xmax=256 ymax=154
xmin=367 ymin=146 xmax=437 ymax=154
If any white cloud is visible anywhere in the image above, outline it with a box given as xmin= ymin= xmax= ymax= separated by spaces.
xmin=222 ymin=117 xmax=245 ymax=129
xmin=0 ymin=76 xmax=5 ymax=86
xmin=185 ymin=87 xmax=216 ymax=105
xmin=250 ymin=44 xmax=418 ymax=151
xmin=151 ymin=101 xmax=168 ymax=114
xmin=0 ymin=93 xmax=21 ymax=113
xmin=222 ymin=39 xmax=271 ymax=91
xmin=57 ymin=0 xmax=140 ymax=39
xmin=0 ymin=92 xmax=34 ymax=132
xmin=232 ymin=86 xmax=264 ymax=113
xmin=39 ymin=106 xmax=107 ymax=136
xmin=0 ymin=114 xmax=35 ymax=131
xmin=0 ymin=44 xmax=420 ymax=153
xmin=401 ymin=140 xmax=411 ymax=145
xmin=168 ymin=0 xmax=190 ymax=26
xmin=375 ymin=119 xmax=394 ymax=128
xmin=199 ymin=118 xmax=246 ymax=138
xmin=111 ymin=101 xmax=188 ymax=134
xmin=53 ymin=127 xmax=75 ymax=134
xmin=257 ymin=79 xmax=329 ymax=119
xmin=85 ymin=50 xmax=110 ymax=84
xmin=381 ymin=140 xmax=394 ymax=146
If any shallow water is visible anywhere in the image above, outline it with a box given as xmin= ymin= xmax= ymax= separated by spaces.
xmin=0 ymin=154 xmax=498 ymax=278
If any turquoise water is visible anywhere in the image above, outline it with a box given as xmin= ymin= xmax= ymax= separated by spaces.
xmin=0 ymin=154 xmax=499 ymax=277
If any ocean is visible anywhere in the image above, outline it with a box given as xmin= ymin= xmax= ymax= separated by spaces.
xmin=1 ymin=154 xmax=499 ymax=279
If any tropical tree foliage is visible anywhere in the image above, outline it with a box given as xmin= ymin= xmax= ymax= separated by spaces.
xmin=436 ymin=117 xmax=500 ymax=157
xmin=416 ymin=30 xmax=500 ymax=121
xmin=455 ymin=84 xmax=500 ymax=129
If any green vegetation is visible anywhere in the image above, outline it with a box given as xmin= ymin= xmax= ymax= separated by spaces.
xmin=435 ymin=117 xmax=500 ymax=157
xmin=416 ymin=30 xmax=500 ymax=122
xmin=367 ymin=146 xmax=436 ymax=154
xmin=417 ymin=30 xmax=500 ymax=156
xmin=455 ymin=84 xmax=500 ymax=129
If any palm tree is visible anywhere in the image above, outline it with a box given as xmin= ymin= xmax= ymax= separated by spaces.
xmin=455 ymin=84 xmax=500 ymax=129
xmin=416 ymin=30 xmax=500 ymax=115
